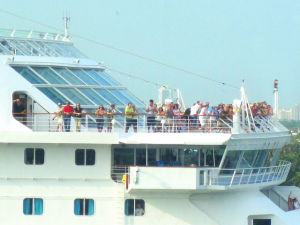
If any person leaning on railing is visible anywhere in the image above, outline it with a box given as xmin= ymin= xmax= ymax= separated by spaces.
xmin=74 ymin=103 xmax=84 ymax=132
xmin=95 ymin=105 xmax=106 ymax=132
xmin=106 ymin=104 xmax=116 ymax=133
xmin=132 ymin=105 xmax=139 ymax=133
xmin=12 ymin=99 xmax=26 ymax=124
xmin=125 ymin=102 xmax=134 ymax=133
xmin=63 ymin=101 xmax=74 ymax=132
xmin=52 ymin=103 xmax=64 ymax=132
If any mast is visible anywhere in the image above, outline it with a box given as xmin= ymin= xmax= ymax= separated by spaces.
xmin=63 ymin=12 xmax=70 ymax=38
xmin=273 ymin=79 xmax=278 ymax=118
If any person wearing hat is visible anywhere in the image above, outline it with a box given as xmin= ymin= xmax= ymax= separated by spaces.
xmin=53 ymin=103 xmax=64 ymax=132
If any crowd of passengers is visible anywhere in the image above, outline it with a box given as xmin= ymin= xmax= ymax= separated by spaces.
xmin=13 ymin=98 xmax=274 ymax=133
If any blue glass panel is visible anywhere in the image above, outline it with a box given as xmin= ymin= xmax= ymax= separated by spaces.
xmin=34 ymin=198 xmax=43 ymax=215
xmin=53 ymin=68 xmax=85 ymax=85
xmin=32 ymin=67 xmax=68 ymax=84
xmin=96 ymin=70 xmax=120 ymax=86
xmin=85 ymin=70 xmax=111 ymax=86
xmin=87 ymin=199 xmax=94 ymax=215
xmin=74 ymin=199 xmax=81 ymax=215
xmin=118 ymin=90 xmax=144 ymax=106
xmin=13 ymin=67 xmax=47 ymax=84
xmin=110 ymin=90 xmax=143 ymax=106
xmin=56 ymin=88 xmax=94 ymax=105
xmin=94 ymin=89 xmax=125 ymax=106
xmin=70 ymin=69 xmax=99 ymax=85
xmin=37 ymin=87 xmax=69 ymax=104
xmin=77 ymin=88 xmax=110 ymax=106
xmin=23 ymin=198 xmax=33 ymax=215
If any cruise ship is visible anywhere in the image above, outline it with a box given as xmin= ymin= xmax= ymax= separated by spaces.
xmin=0 ymin=28 xmax=299 ymax=225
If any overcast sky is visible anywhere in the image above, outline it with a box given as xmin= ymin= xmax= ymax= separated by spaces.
xmin=0 ymin=1 xmax=299 ymax=109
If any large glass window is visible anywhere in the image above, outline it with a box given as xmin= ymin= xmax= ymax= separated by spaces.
xmin=37 ymin=87 xmax=69 ymax=105
xmin=53 ymin=68 xmax=85 ymax=85
xmin=13 ymin=67 xmax=47 ymax=84
xmin=223 ymin=150 xmax=243 ymax=169
xmin=94 ymin=89 xmax=125 ymax=106
xmin=24 ymin=148 xmax=44 ymax=165
xmin=96 ymin=71 xmax=120 ymax=86
xmin=118 ymin=90 xmax=144 ymax=106
xmin=75 ymin=149 xmax=95 ymax=165
xmin=74 ymin=199 xmax=94 ymax=215
xmin=77 ymin=88 xmax=110 ymax=106
xmin=32 ymin=67 xmax=68 ymax=84
xmin=125 ymin=199 xmax=145 ymax=216
xmin=69 ymin=69 xmax=99 ymax=85
xmin=85 ymin=70 xmax=112 ymax=86
xmin=114 ymin=148 xmax=134 ymax=165
xmin=56 ymin=88 xmax=94 ymax=105
xmin=23 ymin=198 xmax=43 ymax=215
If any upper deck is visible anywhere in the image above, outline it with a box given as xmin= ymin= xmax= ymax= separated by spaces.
xmin=0 ymin=29 xmax=86 ymax=58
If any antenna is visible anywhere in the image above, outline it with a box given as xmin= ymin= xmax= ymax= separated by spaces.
xmin=273 ymin=79 xmax=278 ymax=118
xmin=63 ymin=11 xmax=71 ymax=37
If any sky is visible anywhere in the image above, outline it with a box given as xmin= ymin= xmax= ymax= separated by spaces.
xmin=0 ymin=1 xmax=299 ymax=109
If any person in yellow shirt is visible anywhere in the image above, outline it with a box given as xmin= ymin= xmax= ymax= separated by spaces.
xmin=125 ymin=102 xmax=134 ymax=133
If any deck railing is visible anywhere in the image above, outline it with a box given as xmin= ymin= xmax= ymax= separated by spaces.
xmin=13 ymin=113 xmax=281 ymax=134
xmin=112 ymin=160 xmax=291 ymax=190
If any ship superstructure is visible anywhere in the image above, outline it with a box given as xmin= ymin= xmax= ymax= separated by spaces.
xmin=0 ymin=29 xmax=298 ymax=225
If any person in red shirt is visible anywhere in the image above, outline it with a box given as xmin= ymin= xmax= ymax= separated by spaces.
xmin=63 ymin=101 xmax=74 ymax=132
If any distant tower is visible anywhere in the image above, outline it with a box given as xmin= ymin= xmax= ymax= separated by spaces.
xmin=63 ymin=12 xmax=70 ymax=37
xmin=273 ymin=79 xmax=278 ymax=118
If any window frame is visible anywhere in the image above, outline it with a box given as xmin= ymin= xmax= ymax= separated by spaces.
xmin=125 ymin=199 xmax=145 ymax=217
xmin=75 ymin=149 xmax=95 ymax=166
xmin=24 ymin=148 xmax=45 ymax=165
xmin=23 ymin=198 xmax=44 ymax=215
xmin=74 ymin=198 xmax=94 ymax=216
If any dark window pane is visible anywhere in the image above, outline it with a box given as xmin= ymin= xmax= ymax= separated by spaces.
xmin=74 ymin=199 xmax=84 ymax=215
xmin=86 ymin=149 xmax=95 ymax=165
xmin=75 ymin=149 xmax=85 ymax=165
xmin=253 ymin=219 xmax=271 ymax=225
xmin=35 ymin=148 xmax=44 ymax=165
xmin=25 ymin=148 xmax=34 ymax=165
xmin=136 ymin=149 xmax=146 ymax=166
xmin=125 ymin=199 xmax=134 ymax=216
xmin=23 ymin=198 xmax=33 ymax=215
xmin=114 ymin=148 xmax=134 ymax=165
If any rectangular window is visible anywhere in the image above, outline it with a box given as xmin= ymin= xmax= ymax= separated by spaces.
xmin=125 ymin=199 xmax=145 ymax=216
xmin=75 ymin=149 xmax=95 ymax=165
xmin=74 ymin=199 xmax=94 ymax=215
xmin=253 ymin=219 xmax=271 ymax=225
xmin=23 ymin=198 xmax=43 ymax=215
xmin=24 ymin=148 xmax=44 ymax=165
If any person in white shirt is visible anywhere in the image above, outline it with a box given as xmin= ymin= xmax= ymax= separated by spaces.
xmin=190 ymin=101 xmax=201 ymax=128
xmin=199 ymin=105 xmax=210 ymax=132
xmin=135 ymin=203 xmax=145 ymax=216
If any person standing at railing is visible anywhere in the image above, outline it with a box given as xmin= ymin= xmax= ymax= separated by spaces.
xmin=165 ymin=104 xmax=174 ymax=133
xmin=52 ymin=103 xmax=64 ymax=132
xmin=107 ymin=104 xmax=116 ymax=133
xmin=190 ymin=101 xmax=201 ymax=128
xmin=199 ymin=105 xmax=210 ymax=132
xmin=63 ymin=101 xmax=74 ymax=132
xmin=145 ymin=99 xmax=157 ymax=133
xmin=95 ymin=105 xmax=106 ymax=132
xmin=156 ymin=107 xmax=165 ymax=132
xmin=74 ymin=103 xmax=84 ymax=132
xmin=13 ymin=99 xmax=26 ymax=124
xmin=132 ymin=105 xmax=139 ymax=133
xmin=125 ymin=102 xmax=134 ymax=133
xmin=173 ymin=103 xmax=181 ymax=133
xmin=210 ymin=107 xmax=219 ymax=131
